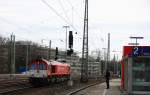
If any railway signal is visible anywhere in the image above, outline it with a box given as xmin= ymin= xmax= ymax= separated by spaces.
xmin=69 ymin=31 xmax=73 ymax=49
xmin=55 ymin=47 xmax=58 ymax=60
xmin=67 ymin=49 xmax=73 ymax=56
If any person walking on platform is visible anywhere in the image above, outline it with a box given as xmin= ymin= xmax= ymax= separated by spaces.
xmin=105 ymin=70 xmax=110 ymax=89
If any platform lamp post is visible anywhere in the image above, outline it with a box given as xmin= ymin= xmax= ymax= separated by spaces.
xmin=129 ymin=36 xmax=144 ymax=46
xmin=41 ymin=39 xmax=52 ymax=60
xmin=102 ymin=48 xmax=107 ymax=74
xmin=112 ymin=50 xmax=121 ymax=75
xmin=63 ymin=26 xmax=70 ymax=59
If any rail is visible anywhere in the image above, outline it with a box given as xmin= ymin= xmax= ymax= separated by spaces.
xmin=0 ymin=74 xmax=31 ymax=94
xmin=66 ymin=80 xmax=104 ymax=95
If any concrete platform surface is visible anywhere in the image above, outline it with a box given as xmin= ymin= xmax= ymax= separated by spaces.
xmin=74 ymin=79 xmax=121 ymax=95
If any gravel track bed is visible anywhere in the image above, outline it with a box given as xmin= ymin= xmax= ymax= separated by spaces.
xmin=3 ymin=78 xmax=104 ymax=95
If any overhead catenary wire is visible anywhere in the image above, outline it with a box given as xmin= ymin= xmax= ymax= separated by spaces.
xmin=0 ymin=0 xmax=83 ymax=54
xmin=0 ymin=16 xmax=56 ymax=40
xmin=57 ymin=0 xmax=71 ymax=23
xmin=88 ymin=35 xmax=105 ymax=57
xmin=0 ymin=0 xmax=86 ymax=53
xmin=0 ymin=17 xmax=41 ymax=42
xmin=41 ymin=0 xmax=79 ymax=32
xmin=0 ymin=17 xmax=32 ymax=34
xmin=65 ymin=0 xmax=84 ymax=34
xmin=65 ymin=0 xmax=82 ymax=19
xmin=0 ymin=16 xmax=50 ymax=39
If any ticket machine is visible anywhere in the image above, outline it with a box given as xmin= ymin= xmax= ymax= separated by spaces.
xmin=122 ymin=46 xmax=150 ymax=94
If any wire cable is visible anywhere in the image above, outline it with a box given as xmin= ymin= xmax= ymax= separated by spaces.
xmin=58 ymin=0 xmax=71 ymax=23
xmin=0 ymin=17 xmax=32 ymax=34
xmin=41 ymin=0 xmax=79 ymax=32
xmin=66 ymin=0 xmax=82 ymax=19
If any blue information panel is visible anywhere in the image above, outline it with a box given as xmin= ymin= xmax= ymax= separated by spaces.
xmin=132 ymin=47 xmax=150 ymax=56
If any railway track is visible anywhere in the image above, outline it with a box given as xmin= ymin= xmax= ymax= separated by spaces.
xmin=66 ymin=82 xmax=101 ymax=95
xmin=0 ymin=85 xmax=32 ymax=94
xmin=0 ymin=74 xmax=105 ymax=95
xmin=0 ymin=74 xmax=32 ymax=95
xmin=66 ymin=78 xmax=105 ymax=95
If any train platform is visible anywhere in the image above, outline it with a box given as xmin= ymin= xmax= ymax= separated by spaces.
xmin=100 ymin=79 xmax=121 ymax=95
xmin=75 ymin=79 xmax=121 ymax=95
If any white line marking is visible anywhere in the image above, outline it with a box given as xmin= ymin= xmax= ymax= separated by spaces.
xmin=102 ymin=89 xmax=107 ymax=95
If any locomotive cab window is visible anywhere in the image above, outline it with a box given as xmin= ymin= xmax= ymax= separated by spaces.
xmin=39 ymin=63 xmax=46 ymax=70
xmin=30 ymin=64 xmax=36 ymax=70
xmin=51 ymin=65 xmax=56 ymax=73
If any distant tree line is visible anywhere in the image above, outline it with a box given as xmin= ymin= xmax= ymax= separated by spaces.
xmin=0 ymin=35 xmax=56 ymax=74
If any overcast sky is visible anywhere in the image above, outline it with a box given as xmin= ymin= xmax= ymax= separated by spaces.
xmin=0 ymin=0 xmax=150 ymax=59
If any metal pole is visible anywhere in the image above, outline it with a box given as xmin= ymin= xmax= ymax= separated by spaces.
xmin=102 ymin=48 xmax=106 ymax=74
xmin=63 ymin=26 xmax=70 ymax=58
xmin=66 ymin=28 xmax=67 ymax=54
xmin=107 ymin=33 xmax=110 ymax=70
xmin=28 ymin=42 xmax=31 ymax=67
xmin=10 ymin=34 xmax=13 ymax=75
xmin=13 ymin=35 xmax=15 ymax=74
xmin=26 ymin=44 xmax=28 ymax=73
xmin=98 ymin=51 xmax=101 ymax=76
xmin=113 ymin=54 xmax=116 ymax=74
xmin=81 ymin=0 xmax=88 ymax=82
xmin=49 ymin=40 xmax=51 ymax=60
xmin=129 ymin=36 xmax=144 ymax=46
xmin=116 ymin=54 xmax=118 ymax=75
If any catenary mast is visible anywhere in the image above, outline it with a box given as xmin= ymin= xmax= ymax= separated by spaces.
xmin=81 ymin=0 xmax=89 ymax=82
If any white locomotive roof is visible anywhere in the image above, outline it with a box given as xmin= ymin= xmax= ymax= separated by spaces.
xmin=51 ymin=60 xmax=70 ymax=66
xmin=41 ymin=59 xmax=70 ymax=66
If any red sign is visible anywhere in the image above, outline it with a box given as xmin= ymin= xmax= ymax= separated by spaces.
xmin=123 ymin=46 xmax=150 ymax=57
xmin=123 ymin=46 xmax=133 ymax=57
